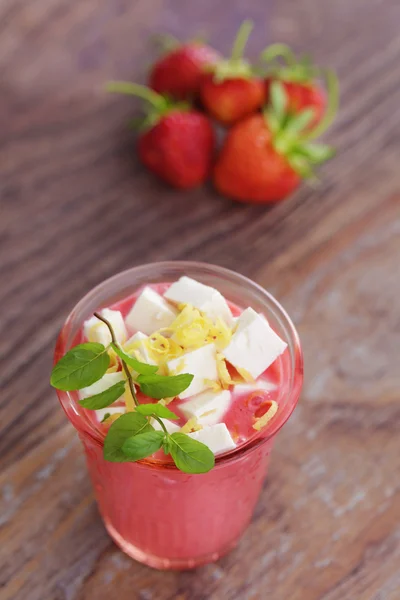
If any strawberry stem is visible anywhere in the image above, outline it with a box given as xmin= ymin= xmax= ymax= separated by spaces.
xmin=261 ymin=43 xmax=297 ymax=67
xmin=230 ymin=19 xmax=253 ymax=62
xmin=106 ymin=81 xmax=166 ymax=109
xmin=304 ymin=69 xmax=339 ymax=140
xmin=151 ymin=33 xmax=180 ymax=53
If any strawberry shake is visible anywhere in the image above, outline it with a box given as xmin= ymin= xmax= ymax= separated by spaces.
xmin=53 ymin=262 xmax=303 ymax=569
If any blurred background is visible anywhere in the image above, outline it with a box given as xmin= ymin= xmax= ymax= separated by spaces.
xmin=1 ymin=0 xmax=399 ymax=599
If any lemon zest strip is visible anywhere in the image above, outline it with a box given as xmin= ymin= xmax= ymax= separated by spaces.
xmin=252 ymin=400 xmax=278 ymax=431
xmin=180 ymin=417 xmax=203 ymax=433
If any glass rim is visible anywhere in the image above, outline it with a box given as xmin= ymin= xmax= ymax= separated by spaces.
xmin=54 ymin=261 xmax=303 ymax=470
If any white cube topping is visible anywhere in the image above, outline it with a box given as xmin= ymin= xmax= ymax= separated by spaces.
xmin=224 ymin=307 xmax=287 ymax=380
xmin=188 ymin=423 xmax=236 ymax=455
xmin=233 ymin=379 xmax=277 ymax=395
xmin=84 ymin=309 xmax=127 ymax=346
xmin=167 ymin=344 xmax=218 ymax=399
xmin=164 ymin=276 xmax=234 ymax=326
xmin=95 ymin=405 xmax=126 ymax=422
xmin=150 ymin=417 xmax=181 ymax=434
xmin=124 ymin=331 xmax=156 ymax=365
xmin=79 ymin=371 xmax=125 ymax=399
xmin=180 ymin=389 xmax=231 ymax=426
xmin=125 ymin=287 xmax=178 ymax=335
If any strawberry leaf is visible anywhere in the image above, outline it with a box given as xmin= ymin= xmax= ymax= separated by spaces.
xmin=285 ymin=108 xmax=315 ymax=136
xmin=264 ymin=108 xmax=281 ymax=136
xmin=299 ymin=142 xmax=336 ymax=164
xmin=287 ymin=154 xmax=316 ymax=179
xmin=269 ymin=81 xmax=287 ymax=128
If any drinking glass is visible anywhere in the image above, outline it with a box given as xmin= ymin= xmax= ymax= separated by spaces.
xmin=54 ymin=262 xmax=303 ymax=570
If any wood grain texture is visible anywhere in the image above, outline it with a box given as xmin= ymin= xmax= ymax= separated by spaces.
xmin=1 ymin=0 xmax=399 ymax=598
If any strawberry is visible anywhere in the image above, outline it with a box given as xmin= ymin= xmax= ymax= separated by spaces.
xmin=149 ymin=39 xmax=221 ymax=101
xmin=138 ymin=111 xmax=214 ymax=189
xmin=265 ymin=80 xmax=326 ymax=131
xmin=107 ymin=82 xmax=215 ymax=189
xmin=214 ymin=114 xmax=300 ymax=203
xmin=214 ymin=78 xmax=338 ymax=203
xmin=199 ymin=20 xmax=266 ymax=126
xmin=262 ymin=44 xmax=329 ymax=130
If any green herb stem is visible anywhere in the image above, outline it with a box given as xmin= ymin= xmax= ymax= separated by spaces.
xmin=93 ymin=312 xmax=138 ymax=410
xmin=152 ymin=415 xmax=169 ymax=435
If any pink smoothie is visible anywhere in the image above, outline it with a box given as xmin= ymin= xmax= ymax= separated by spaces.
xmin=75 ymin=283 xmax=290 ymax=568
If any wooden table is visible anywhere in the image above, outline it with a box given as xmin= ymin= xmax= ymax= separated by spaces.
xmin=1 ymin=0 xmax=399 ymax=598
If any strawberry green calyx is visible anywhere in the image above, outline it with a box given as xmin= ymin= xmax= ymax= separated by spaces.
xmin=211 ymin=19 xmax=254 ymax=83
xmin=304 ymin=69 xmax=339 ymax=140
xmin=260 ymin=43 xmax=320 ymax=83
xmin=106 ymin=81 xmax=165 ymax=107
xmin=264 ymin=74 xmax=339 ymax=178
xmin=106 ymin=81 xmax=191 ymax=129
xmin=151 ymin=32 xmax=181 ymax=54
xmin=151 ymin=32 xmax=208 ymax=54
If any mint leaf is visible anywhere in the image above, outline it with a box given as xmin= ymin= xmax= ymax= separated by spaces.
xmin=136 ymin=403 xmax=179 ymax=420
xmin=78 ymin=380 xmax=126 ymax=409
xmin=122 ymin=430 xmax=165 ymax=461
xmin=103 ymin=412 xmax=154 ymax=462
xmin=168 ymin=433 xmax=215 ymax=474
xmin=111 ymin=343 xmax=158 ymax=375
xmin=137 ymin=373 xmax=193 ymax=400
xmin=101 ymin=413 xmax=111 ymax=423
xmin=50 ymin=343 xmax=110 ymax=391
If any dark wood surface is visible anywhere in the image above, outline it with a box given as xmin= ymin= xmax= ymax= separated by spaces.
xmin=1 ymin=0 xmax=400 ymax=598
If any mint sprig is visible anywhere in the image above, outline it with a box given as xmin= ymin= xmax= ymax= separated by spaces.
xmin=122 ymin=430 xmax=165 ymax=461
xmin=50 ymin=312 xmax=216 ymax=473
xmin=135 ymin=403 xmax=179 ymax=420
xmin=168 ymin=432 xmax=215 ymax=474
xmin=111 ymin=343 xmax=158 ymax=375
xmin=50 ymin=342 xmax=110 ymax=391
xmin=104 ymin=412 xmax=153 ymax=462
xmin=94 ymin=312 xmax=139 ymax=411
xmin=79 ymin=380 xmax=126 ymax=409
xmin=102 ymin=400 xmax=215 ymax=473
xmin=136 ymin=373 xmax=193 ymax=400
xmin=121 ymin=431 xmax=215 ymax=473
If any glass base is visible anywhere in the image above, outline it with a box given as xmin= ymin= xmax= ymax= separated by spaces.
xmin=105 ymin=521 xmax=239 ymax=570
